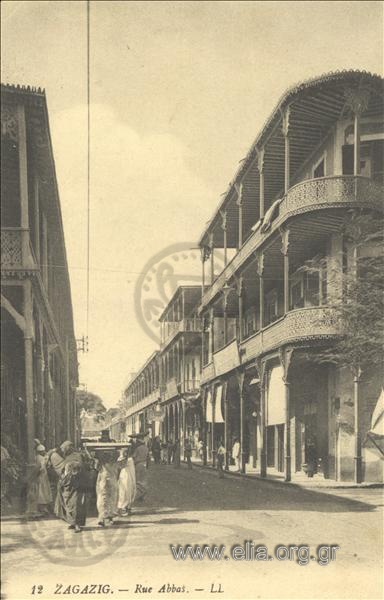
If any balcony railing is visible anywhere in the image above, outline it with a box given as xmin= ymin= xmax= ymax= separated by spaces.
xmin=124 ymin=388 xmax=160 ymax=417
xmin=241 ymin=306 xmax=339 ymax=363
xmin=163 ymin=376 xmax=179 ymax=401
xmin=200 ymin=175 xmax=383 ymax=309
xmin=201 ymin=307 xmax=339 ymax=383
xmin=183 ymin=379 xmax=201 ymax=393
xmin=1 ymin=228 xmax=24 ymax=268
xmin=161 ymin=317 xmax=203 ymax=348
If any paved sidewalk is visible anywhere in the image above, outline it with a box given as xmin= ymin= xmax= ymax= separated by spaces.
xmin=189 ymin=457 xmax=384 ymax=491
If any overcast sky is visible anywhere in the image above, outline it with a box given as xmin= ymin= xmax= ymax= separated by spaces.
xmin=2 ymin=1 xmax=383 ymax=407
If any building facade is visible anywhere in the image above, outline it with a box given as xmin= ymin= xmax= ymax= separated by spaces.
xmin=198 ymin=70 xmax=383 ymax=483
xmin=122 ymin=352 xmax=162 ymax=439
xmin=159 ymin=286 xmax=203 ymax=456
xmin=1 ymin=84 xmax=79 ymax=473
xmin=117 ymin=70 xmax=383 ymax=484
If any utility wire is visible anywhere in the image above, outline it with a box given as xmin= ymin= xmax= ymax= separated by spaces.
xmin=86 ymin=0 xmax=91 ymax=342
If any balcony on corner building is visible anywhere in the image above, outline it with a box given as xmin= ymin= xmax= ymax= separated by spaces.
xmin=200 ymin=174 xmax=383 ymax=311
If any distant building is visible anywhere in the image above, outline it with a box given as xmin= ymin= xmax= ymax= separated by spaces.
xmin=159 ymin=286 xmax=203 ymax=454
xmin=1 ymin=84 xmax=79 ymax=469
xmin=122 ymin=352 xmax=161 ymax=438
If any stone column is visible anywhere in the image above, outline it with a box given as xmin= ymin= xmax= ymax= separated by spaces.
xmin=211 ymin=383 xmax=216 ymax=467
xmin=238 ymin=371 xmax=246 ymax=473
xmin=282 ymin=107 xmax=291 ymax=194
xmin=257 ymin=148 xmax=265 ymax=219
xmin=223 ymin=381 xmax=229 ymax=470
xmin=16 ymin=104 xmax=31 ymax=267
xmin=259 ymin=371 xmax=267 ymax=478
xmin=280 ymin=348 xmax=293 ymax=482
xmin=354 ymin=371 xmax=363 ymax=483
xmin=284 ymin=381 xmax=291 ymax=482
xmin=236 ymin=183 xmax=243 ymax=249
xmin=344 ymin=87 xmax=370 ymax=177
xmin=209 ymin=233 xmax=215 ymax=284
xmin=237 ymin=277 xmax=244 ymax=343
xmin=257 ymin=255 xmax=264 ymax=329
xmin=23 ymin=279 xmax=36 ymax=476
xmin=220 ymin=210 xmax=228 ymax=267
xmin=33 ymin=176 xmax=40 ymax=264
xmin=281 ymin=229 xmax=290 ymax=314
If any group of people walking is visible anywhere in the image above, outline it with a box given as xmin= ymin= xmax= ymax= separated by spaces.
xmin=27 ymin=435 xmax=149 ymax=533
xmin=150 ymin=436 xmax=194 ymax=469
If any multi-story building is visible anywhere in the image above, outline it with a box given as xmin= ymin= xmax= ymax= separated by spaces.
xmin=159 ymin=286 xmax=203 ymax=454
xmin=122 ymin=352 xmax=161 ymax=438
xmin=1 ymin=84 xmax=79 ymax=473
xmin=197 ymin=70 xmax=383 ymax=483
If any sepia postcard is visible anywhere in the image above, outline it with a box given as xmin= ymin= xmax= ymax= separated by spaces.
xmin=1 ymin=2 xmax=383 ymax=599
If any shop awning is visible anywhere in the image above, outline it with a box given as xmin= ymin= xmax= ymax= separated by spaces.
xmin=214 ymin=384 xmax=225 ymax=423
xmin=205 ymin=389 xmax=213 ymax=423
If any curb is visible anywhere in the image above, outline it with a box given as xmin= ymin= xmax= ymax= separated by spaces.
xmin=186 ymin=460 xmax=384 ymax=490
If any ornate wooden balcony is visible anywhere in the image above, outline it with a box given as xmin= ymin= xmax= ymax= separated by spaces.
xmin=201 ymin=361 xmax=215 ymax=385
xmin=161 ymin=317 xmax=202 ymax=349
xmin=1 ymin=227 xmax=38 ymax=273
xmin=200 ymin=175 xmax=383 ymax=309
xmin=1 ymin=228 xmax=24 ymax=268
xmin=241 ymin=307 xmax=339 ymax=363
xmin=201 ymin=307 xmax=339 ymax=383
xmin=124 ymin=388 xmax=160 ymax=417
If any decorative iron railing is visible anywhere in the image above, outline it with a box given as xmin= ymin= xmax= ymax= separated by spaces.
xmin=161 ymin=317 xmax=203 ymax=348
xmin=200 ymin=176 xmax=383 ymax=309
xmin=1 ymin=228 xmax=23 ymax=267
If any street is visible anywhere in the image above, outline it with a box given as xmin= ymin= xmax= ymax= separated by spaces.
xmin=1 ymin=464 xmax=383 ymax=600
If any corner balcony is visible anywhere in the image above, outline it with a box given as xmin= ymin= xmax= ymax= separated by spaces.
xmin=1 ymin=227 xmax=37 ymax=271
xmin=201 ymin=307 xmax=339 ymax=384
xmin=200 ymin=175 xmax=383 ymax=309
xmin=161 ymin=317 xmax=202 ymax=350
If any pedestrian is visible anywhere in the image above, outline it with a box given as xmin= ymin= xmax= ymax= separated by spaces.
xmin=232 ymin=438 xmax=241 ymax=472
xmin=96 ymin=449 xmax=119 ymax=527
xmin=54 ymin=441 xmax=87 ymax=528
xmin=117 ymin=447 xmax=136 ymax=516
xmin=145 ymin=433 xmax=152 ymax=468
xmin=152 ymin=436 xmax=161 ymax=464
xmin=197 ymin=439 xmax=204 ymax=462
xmin=167 ymin=439 xmax=174 ymax=465
xmin=36 ymin=445 xmax=52 ymax=514
xmin=26 ymin=439 xmax=44 ymax=518
xmin=160 ymin=441 xmax=167 ymax=464
xmin=184 ymin=438 xmax=192 ymax=469
xmin=60 ymin=460 xmax=87 ymax=533
xmin=173 ymin=439 xmax=180 ymax=468
xmin=133 ymin=435 xmax=149 ymax=502
xmin=217 ymin=440 xmax=226 ymax=478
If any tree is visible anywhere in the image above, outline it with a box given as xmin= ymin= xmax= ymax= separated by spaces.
xmin=76 ymin=390 xmax=107 ymax=423
xmin=304 ymin=210 xmax=384 ymax=376
xmin=303 ymin=209 xmax=383 ymax=483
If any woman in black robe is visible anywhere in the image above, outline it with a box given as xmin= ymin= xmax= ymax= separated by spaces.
xmin=60 ymin=461 xmax=87 ymax=533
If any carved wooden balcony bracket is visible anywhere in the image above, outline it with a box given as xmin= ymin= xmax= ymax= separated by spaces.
xmin=279 ymin=227 xmax=290 ymax=256
xmin=279 ymin=346 xmax=295 ymax=384
xmin=256 ymin=147 xmax=265 ymax=173
xmin=343 ymin=86 xmax=371 ymax=117
xmin=281 ymin=105 xmax=291 ymax=138
xmin=219 ymin=210 xmax=227 ymax=231
xmin=235 ymin=182 xmax=243 ymax=206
